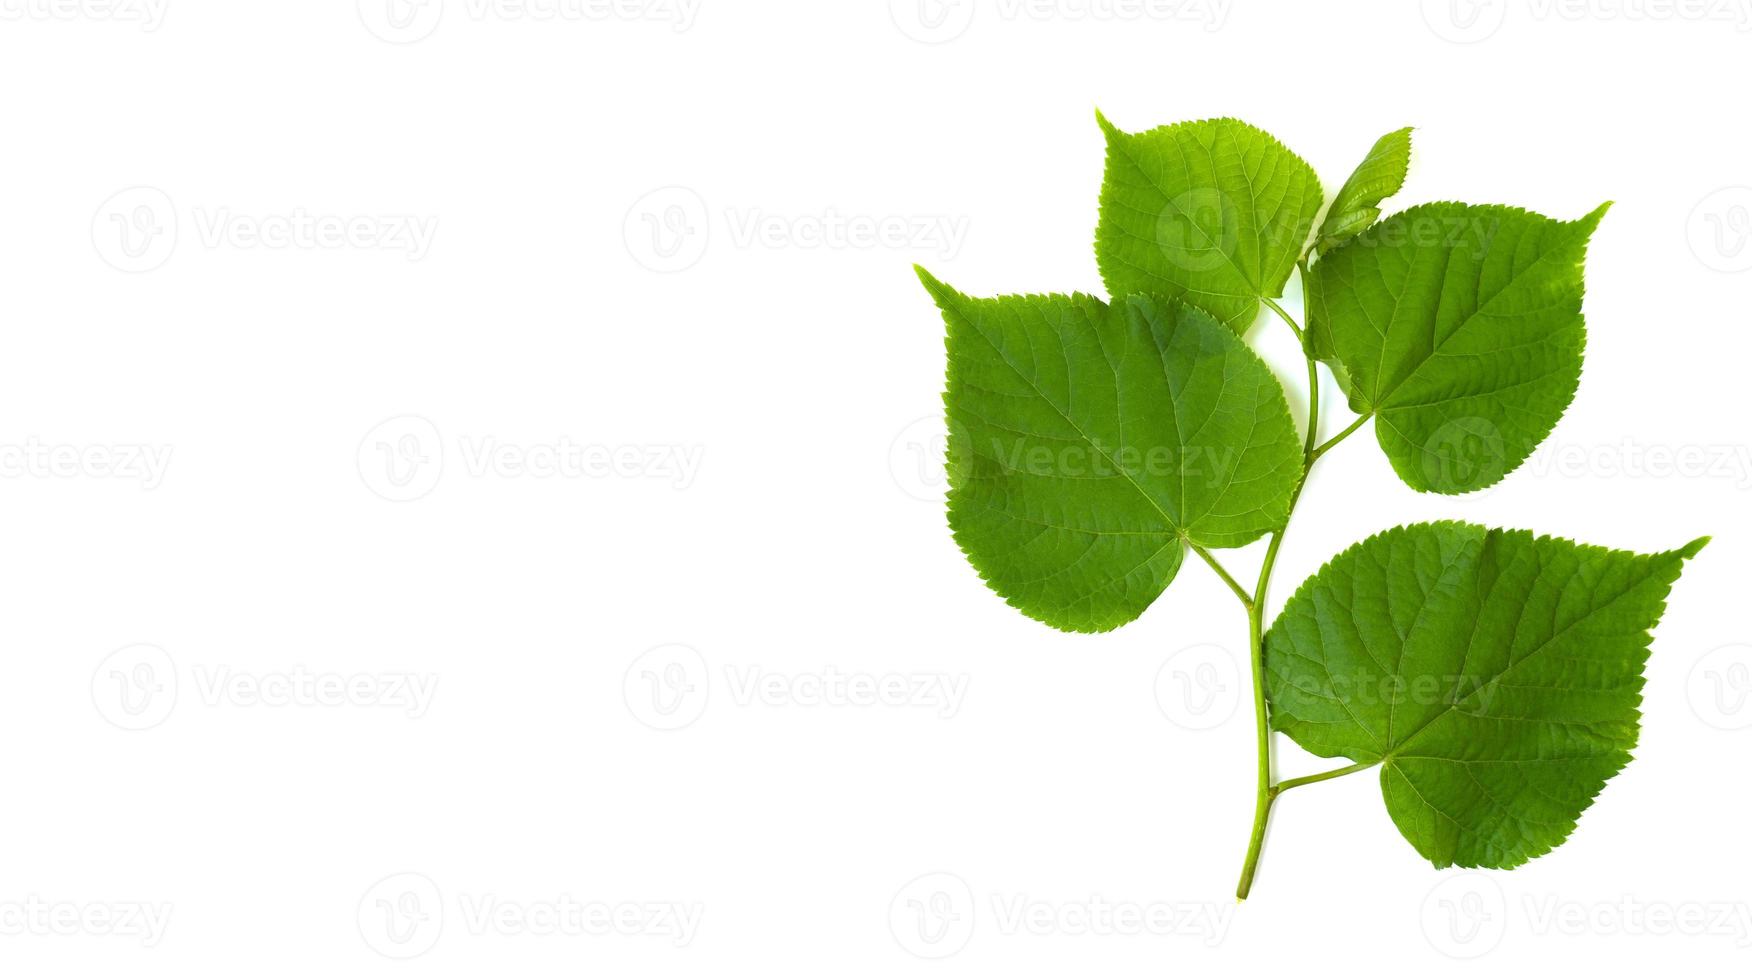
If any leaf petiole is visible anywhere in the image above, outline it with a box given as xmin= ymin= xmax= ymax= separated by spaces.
xmin=1260 ymin=296 xmax=1303 ymax=343
xmin=1270 ymin=761 xmax=1378 ymax=799
xmin=1190 ymin=543 xmax=1255 ymax=609
xmin=1309 ymin=414 xmax=1370 ymax=461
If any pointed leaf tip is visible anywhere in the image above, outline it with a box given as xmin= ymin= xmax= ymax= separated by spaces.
xmin=1094 ymin=108 xmax=1119 ymax=137
xmin=913 ymin=264 xmax=950 ymax=298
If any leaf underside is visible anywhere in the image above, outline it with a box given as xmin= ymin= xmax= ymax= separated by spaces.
xmin=1095 ymin=115 xmax=1323 ymax=334
xmin=920 ymin=269 xmax=1303 ymax=633
xmin=1264 ymin=522 xmax=1705 ymax=869
xmin=1307 ymin=201 xmax=1609 ymax=494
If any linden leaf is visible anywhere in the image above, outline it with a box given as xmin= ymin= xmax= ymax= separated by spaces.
xmin=1317 ymin=126 xmax=1413 ymax=251
xmin=919 ymin=268 xmax=1303 ymax=633
xmin=1094 ymin=114 xmax=1323 ymax=334
xmin=1306 ymin=202 xmax=1609 ymax=493
xmin=1264 ymin=523 xmax=1706 ymax=869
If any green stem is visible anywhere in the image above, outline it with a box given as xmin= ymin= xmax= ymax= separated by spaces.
xmin=1236 ymin=594 xmax=1271 ymax=900
xmin=1236 ymin=268 xmax=1345 ymax=901
xmin=1233 ymin=478 xmax=1303 ymax=899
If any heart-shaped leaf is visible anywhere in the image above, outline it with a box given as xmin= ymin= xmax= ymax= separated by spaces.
xmin=919 ymin=268 xmax=1303 ymax=633
xmin=1265 ymin=522 xmax=1706 ymax=868
xmin=1095 ymin=115 xmax=1323 ymax=334
xmin=1306 ymin=202 xmax=1609 ymax=494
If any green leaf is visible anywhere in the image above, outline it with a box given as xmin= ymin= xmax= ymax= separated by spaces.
xmin=919 ymin=268 xmax=1303 ymax=633
xmin=1317 ymin=126 xmax=1413 ymax=251
xmin=1094 ymin=114 xmax=1323 ymax=334
xmin=1264 ymin=522 xmax=1706 ymax=869
xmin=1306 ymin=202 xmax=1609 ymax=493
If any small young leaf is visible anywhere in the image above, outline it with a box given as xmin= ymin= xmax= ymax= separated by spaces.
xmin=1094 ymin=115 xmax=1323 ymax=334
xmin=1264 ymin=523 xmax=1706 ymax=869
xmin=1306 ymin=202 xmax=1608 ymax=493
xmin=919 ymin=268 xmax=1303 ymax=633
xmin=1316 ymin=126 xmax=1413 ymax=251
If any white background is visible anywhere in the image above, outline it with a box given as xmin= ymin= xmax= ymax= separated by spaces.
xmin=2 ymin=0 xmax=1748 ymax=974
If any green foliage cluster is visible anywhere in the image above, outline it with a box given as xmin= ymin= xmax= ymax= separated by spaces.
xmin=918 ymin=116 xmax=1705 ymax=898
